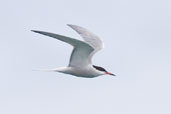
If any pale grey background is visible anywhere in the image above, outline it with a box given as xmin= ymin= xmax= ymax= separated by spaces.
xmin=0 ymin=0 xmax=171 ymax=114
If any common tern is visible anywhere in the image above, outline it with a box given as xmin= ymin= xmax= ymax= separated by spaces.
xmin=32 ymin=24 xmax=115 ymax=78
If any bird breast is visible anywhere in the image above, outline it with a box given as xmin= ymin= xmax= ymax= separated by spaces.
xmin=61 ymin=66 xmax=104 ymax=78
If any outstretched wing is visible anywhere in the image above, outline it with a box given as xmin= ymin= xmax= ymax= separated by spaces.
xmin=32 ymin=30 xmax=94 ymax=67
xmin=67 ymin=24 xmax=104 ymax=59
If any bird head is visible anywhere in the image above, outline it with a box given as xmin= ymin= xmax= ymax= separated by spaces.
xmin=93 ymin=65 xmax=115 ymax=76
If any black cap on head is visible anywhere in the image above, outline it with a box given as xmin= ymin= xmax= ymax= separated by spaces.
xmin=93 ymin=65 xmax=107 ymax=72
xmin=93 ymin=65 xmax=116 ymax=76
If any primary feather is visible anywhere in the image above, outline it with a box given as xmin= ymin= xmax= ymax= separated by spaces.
xmin=31 ymin=30 xmax=94 ymax=67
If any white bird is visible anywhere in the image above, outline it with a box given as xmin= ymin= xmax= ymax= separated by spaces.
xmin=32 ymin=24 xmax=115 ymax=78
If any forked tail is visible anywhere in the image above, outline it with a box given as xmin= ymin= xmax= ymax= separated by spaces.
xmin=32 ymin=68 xmax=57 ymax=72
xmin=32 ymin=67 xmax=68 ymax=72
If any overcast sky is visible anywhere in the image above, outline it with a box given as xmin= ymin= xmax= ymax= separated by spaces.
xmin=0 ymin=0 xmax=171 ymax=114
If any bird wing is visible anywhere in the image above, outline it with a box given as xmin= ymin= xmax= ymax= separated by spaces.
xmin=67 ymin=24 xmax=104 ymax=61
xmin=32 ymin=30 xmax=94 ymax=67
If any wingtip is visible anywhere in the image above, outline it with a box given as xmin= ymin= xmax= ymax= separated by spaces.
xmin=67 ymin=24 xmax=73 ymax=27
xmin=31 ymin=30 xmax=41 ymax=33
xmin=67 ymin=24 xmax=78 ymax=28
xmin=31 ymin=30 xmax=37 ymax=32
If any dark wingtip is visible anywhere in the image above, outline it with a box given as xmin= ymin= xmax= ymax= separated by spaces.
xmin=67 ymin=24 xmax=72 ymax=26
xmin=31 ymin=30 xmax=44 ymax=35
xmin=31 ymin=30 xmax=39 ymax=33
xmin=67 ymin=24 xmax=73 ymax=27
xmin=67 ymin=24 xmax=78 ymax=28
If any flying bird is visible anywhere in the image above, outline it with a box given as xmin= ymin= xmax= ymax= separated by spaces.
xmin=32 ymin=24 xmax=115 ymax=78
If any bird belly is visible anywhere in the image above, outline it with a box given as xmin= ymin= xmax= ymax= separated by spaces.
xmin=55 ymin=66 xmax=104 ymax=78
xmin=65 ymin=67 xmax=102 ymax=78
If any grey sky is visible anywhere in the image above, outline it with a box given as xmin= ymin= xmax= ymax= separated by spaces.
xmin=0 ymin=0 xmax=171 ymax=114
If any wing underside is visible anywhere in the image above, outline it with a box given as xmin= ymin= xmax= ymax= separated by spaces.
xmin=32 ymin=30 xmax=94 ymax=67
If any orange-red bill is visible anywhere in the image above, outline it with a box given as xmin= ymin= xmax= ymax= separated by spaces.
xmin=105 ymin=72 xmax=116 ymax=76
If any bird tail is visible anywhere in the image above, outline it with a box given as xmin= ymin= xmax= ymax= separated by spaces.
xmin=32 ymin=68 xmax=57 ymax=72
xmin=32 ymin=67 xmax=67 ymax=72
